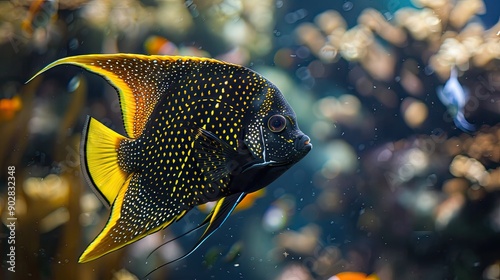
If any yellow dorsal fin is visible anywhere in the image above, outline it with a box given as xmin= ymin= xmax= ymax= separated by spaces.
xmin=27 ymin=54 xmax=223 ymax=138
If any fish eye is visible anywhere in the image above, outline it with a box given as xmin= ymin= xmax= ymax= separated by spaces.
xmin=267 ymin=114 xmax=287 ymax=133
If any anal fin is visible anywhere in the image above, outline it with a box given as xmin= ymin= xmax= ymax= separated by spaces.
xmin=144 ymin=192 xmax=246 ymax=277
xmin=198 ymin=192 xmax=246 ymax=246
xmin=79 ymin=172 xmax=189 ymax=263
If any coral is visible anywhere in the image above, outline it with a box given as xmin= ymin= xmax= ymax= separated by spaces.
xmin=298 ymin=0 xmax=499 ymax=81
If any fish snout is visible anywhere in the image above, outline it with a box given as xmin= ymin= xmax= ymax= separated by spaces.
xmin=295 ymin=134 xmax=312 ymax=152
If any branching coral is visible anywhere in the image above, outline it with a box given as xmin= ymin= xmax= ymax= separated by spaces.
xmin=298 ymin=0 xmax=499 ymax=81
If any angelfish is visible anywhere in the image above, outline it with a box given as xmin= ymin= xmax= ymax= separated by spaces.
xmin=437 ymin=67 xmax=475 ymax=132
xmin=28 ymin=54 xmax=312 ymax=263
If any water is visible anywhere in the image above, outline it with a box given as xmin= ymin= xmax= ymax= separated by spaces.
xmin=2 ymin=0 xmax=500 ymax=279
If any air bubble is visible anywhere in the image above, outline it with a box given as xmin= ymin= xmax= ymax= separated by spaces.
xmin=342 ymin=1 xmax=353 ymax=11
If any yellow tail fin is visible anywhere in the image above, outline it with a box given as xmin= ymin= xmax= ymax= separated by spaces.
xmin=81 ymin=116 xmax=131 ymax=207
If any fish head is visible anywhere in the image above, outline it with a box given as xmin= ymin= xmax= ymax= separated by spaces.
xmin=243 ymin=84 xmax=312 ymax=167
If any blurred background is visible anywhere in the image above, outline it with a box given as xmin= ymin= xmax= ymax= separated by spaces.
xmin=1 ymin=0 xmax=500 ymax=279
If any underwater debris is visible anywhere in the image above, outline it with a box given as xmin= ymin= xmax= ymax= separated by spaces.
xmin=437 ymin=67 xmax=475 ymax=132
xmin=276 ymin=224 xmax=321 ymax=255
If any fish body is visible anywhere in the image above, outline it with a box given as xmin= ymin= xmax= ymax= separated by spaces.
xmin=28 ymin=54 xmax=311 ymax=263
xmin=437 ymin=67 xmax=475 ymax=132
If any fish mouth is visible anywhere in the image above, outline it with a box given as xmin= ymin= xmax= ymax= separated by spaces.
xmin=303 ymin=140 xmax=312 ymax=152
xmin=266 ymin=135 xmax=311 ymax=167
xmin=295 ymin=134 xmax=312 ymax=152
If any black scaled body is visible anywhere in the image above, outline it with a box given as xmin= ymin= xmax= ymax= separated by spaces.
xmin=28 ymin=54 xmax=312 ymax=263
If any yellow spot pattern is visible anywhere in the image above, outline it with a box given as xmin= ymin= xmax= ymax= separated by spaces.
xmin=107 ymin=56 xmax=271 ymax=247
xmin=29 ymin=53 xmax=310 ymax=263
